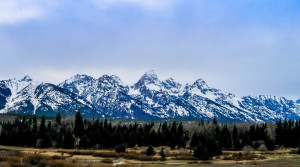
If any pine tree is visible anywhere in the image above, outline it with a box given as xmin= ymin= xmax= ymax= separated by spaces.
xmin=276 ymin=119 xmax=283 ymax=145
xmin=177 ymin=123 xmax=186 ymax=148
xmin=56 ymin=113 xmax=62 ymax=125
xmin=30 ymin=116 xmax=38 ymax=146
xmin=193 ymin=143 xmax=209 ymax=160
xmin=41 ymin=135 xmax=52 ymax=148
xmin=190 ymin=132 xmax=199 ymax=149
xmin=206 ymin=137 xmax=222 ymax=159
xmin=79 ymin=135 xmax=90 ymax=149
xmin=62 ymin=131 xmax=75 ymax=149
xmin=200 ymin=119 xmax=204 ymax=126
xmin=220 ymin=125 xmax=232 ymax=149
xmin=232 ymin=125 xmax=241 ymax=149
xmin=39 ymin=116 xmax=46 ymax=138
xmin=213 ymin=116 xmax=218 ymax=125
xmin=74 ymin=110 xmax=85 ymax=138
xmin=146 ymin=145 xmax=156 ymax=156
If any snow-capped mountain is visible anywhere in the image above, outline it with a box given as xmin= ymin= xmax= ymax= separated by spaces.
xmin=59 ymin=74 xmax=135 ymax=118
xmin=1 ymin=71 xmax=300 ymax=122
xmin=0 ymin=76 xmax=101 ymax=117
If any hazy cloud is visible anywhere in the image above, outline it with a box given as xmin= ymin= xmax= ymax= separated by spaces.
xmin=0 ymin=0 xmax=58 ymax=25
xmin=89 ymin=0 xmax=180 ymax=10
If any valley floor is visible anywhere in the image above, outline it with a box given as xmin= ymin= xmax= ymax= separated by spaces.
xmin=0 ymin=145 xmax=299 ymax=167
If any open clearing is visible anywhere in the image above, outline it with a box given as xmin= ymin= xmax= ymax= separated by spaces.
xmin=0 ymin=145 xmax=299 ymax=167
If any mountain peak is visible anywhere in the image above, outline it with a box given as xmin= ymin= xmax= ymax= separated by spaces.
xmin=73 ymin=74 xmax=91 ymax=79
xmin=61 ymin=74 xmax=94 ymax=85
xmin=162 ymin=78 xmax=182 ymax=91
xmin=144 ymin=69 xmax=156 ymax=76
xmin=99 ymin=74 xmax=125 ymax=86
xmin=20 ymin=75 xmax=32 ymax=82
xmin=132 ymin=70 xmax=160 ymax=89
xmin=193 ymin=78 xmax=208 ymax=88
xmin=142 ymin=70 xmax=158 ymax=80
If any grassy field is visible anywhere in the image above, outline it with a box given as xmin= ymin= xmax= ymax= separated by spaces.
xmin=0 ymin=146 xmax=300 ymax=167
xmin=0 ymin=146 xmax=299 ymax=167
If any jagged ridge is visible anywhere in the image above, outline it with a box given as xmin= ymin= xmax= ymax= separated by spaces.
xmin=0 ymin=71 xmax=300 ymax=122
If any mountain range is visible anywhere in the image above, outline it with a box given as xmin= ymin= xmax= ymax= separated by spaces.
xmin=1 ymin=70 xmax=299 ymax=122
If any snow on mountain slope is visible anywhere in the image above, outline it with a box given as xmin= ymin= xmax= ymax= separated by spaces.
xmin=0 ymin=76 xmax=101 ymax=117
xmin=130 ymin=70 xmax=195 ymax=118
xmin=1 ymin=71 xmax=300 ymax=122
xmin=240 ymin=95 xmax=300 ymax=121
xmin=34 ymin=83 xmax=100 ymax=117
xmin=59 ymin=70 xmax=300 ymax=122
xmin=0 ymin=76 xmax=39 ymax=114
xmin=60 ymin=74 xmax=135 ymax=118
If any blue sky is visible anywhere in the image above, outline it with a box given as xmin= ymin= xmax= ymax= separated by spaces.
xmin=1 ymin=0 xmax=300 ymax=99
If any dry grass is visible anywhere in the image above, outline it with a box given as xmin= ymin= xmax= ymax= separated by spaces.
xmin=171 ymin=155 xmax=196 ymax=160
xmin=122 ymin=152 xmax=161 ymax=161
xmin=93 ymin=151 xmax=120 ymax=157
xmin=0 ymin=150 xmax=88 ymax=167
xmin=0 ymin=145 xmax=299 ymax=167
xmin=222 ymin=152 xmax=265 ymax=161
xmin=58 ymin=150 xmax=95 ymax=155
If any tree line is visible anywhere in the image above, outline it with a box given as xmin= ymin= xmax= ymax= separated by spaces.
xmin=0 ymin=111 xmax=299 ymax=160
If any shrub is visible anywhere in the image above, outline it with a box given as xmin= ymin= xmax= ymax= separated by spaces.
xmin=132 ymin=144 xmax=139 ymax=150
xmin=178 ymin=148 xmax=190 ymax=155
xmin=115 ymin=144 xmax=126 ymax=153
xmin=146 ymin=145 xmax=156 ymax=156
xmin=164 ymin=147 xmax=171 ymax=156
xmin=24 ymin=154 xmax=45 ymax=165
xmin=159 ymin=147 xmax=166 ymax=160
xmin=297 ymin=147 xmax=300 ymax=154
xmin=241 ymin=145 xmax=253 ymax=155
xmin=257 ymin=144 xmax=267 ymax=151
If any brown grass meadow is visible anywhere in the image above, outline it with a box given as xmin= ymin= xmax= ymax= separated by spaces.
xmin=0 ymin=145 xmax=298 ymax=167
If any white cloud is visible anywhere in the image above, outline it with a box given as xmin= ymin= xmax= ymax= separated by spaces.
xmin=0 ymin=0 xmax=178 ymax=25
xmin=90 ymin=0 xmax=179 ymax=10
xmin=0 ymin=0 xmax=56 ymax=25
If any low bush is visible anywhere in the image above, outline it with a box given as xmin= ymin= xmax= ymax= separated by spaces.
xmin=115 ymin=145 xmax=126 ymax=153
xmin=257 ymin=144 xmax=267 ymax=151
xmin=132 ymin=144 xmax=139 ymax=150
xmin=24 ymin=154 xmax=47 ymax=165
xmin=241 ymin=145 xmax=253 ymax=155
